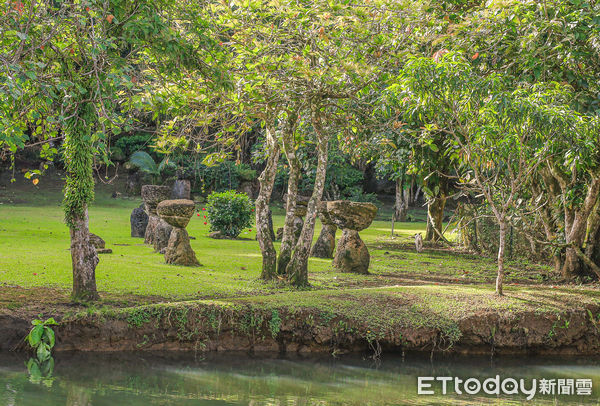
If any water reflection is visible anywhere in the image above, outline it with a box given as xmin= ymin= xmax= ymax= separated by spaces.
xmin=0 ymin=352 xmax=598 ymax=405
xmin=25 ymin=356 xmax=55 ymax=387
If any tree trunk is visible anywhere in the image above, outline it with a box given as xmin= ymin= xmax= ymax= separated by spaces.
xmin=286 ymin=109 xmax=328 ymax=287
xmin=256 ymin=125 xmax=280 ymax=280
xmin=588 ymin=227 xmax=600 ymax=269
xmin=584 ymin=201 xmax=600 ymax=275
xmin=394 ymin=177 xmax=407 ymax=222
xmin=562 ymin=246 xmax=583 ymax=279
xmin=425 ymin=194 xmax=446 ymax=242
xmin=546 ymin=165 xmax=600 ymax=279
xmin=277 ymin=122 xmax=301 ymax=275
xmin=70 ymin=206 xmax=99 ymax=301
xmin=496 ymin=219 xmax=507 ymax=296
xmin=561 ymin=183 xmax=600 ymax=279
xmin=63 ymin=103 xmax=99 ymax=302
xmin=406 ymin=176 xmax=415 ymax=205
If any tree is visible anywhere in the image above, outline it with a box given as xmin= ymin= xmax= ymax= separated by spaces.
xmin=204 ymin=0 xmax=407 ymax=286
xmin=1 ymin=0 xmax=220 ymax=300
xmin=281 ymin=1 xmax=408 ymax=286
xmin=397 ymin=53 xmax=599 ymax=293
xmin=449 ymin=0 xmax=600 ymax=114
xmin=442 ymin=1 xmax=600 ymax=279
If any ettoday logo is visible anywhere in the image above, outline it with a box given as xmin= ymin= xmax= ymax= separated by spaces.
xmin=417 ymin=376 xmax=593 ymax=400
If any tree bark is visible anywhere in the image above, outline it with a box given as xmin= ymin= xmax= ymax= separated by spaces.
xmin=425 ymin=194 xmax=446 ymax=242
xmin=277 ymin=116 xmax=301 ymax=275
xmin=256 ymin=125 xmax=280 ymax=280
xmin=394 ymin=177 xmax=407 ymax=222
xmin=560 ymin=176 xmax=600 ymax=279
xmin=286 ymin=108 xmax=328 ymax=287
xmin=63 ymin=103 xmax=99 ymax=302
xmin=496 ymin=219 xmax=507 ymax=296
xmin=586 ymin=203 xmax=600 ymax=268
xmin=70 ymin=206 xmax=99 ymax=301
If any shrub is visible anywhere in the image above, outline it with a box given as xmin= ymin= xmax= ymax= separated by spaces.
xmin=115 ymin=133 xmax=155 ymax=157
xmin=205 ymin=190 xmax=254 ymax=238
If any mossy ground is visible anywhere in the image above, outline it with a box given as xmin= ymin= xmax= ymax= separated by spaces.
xmin=1 ymin=170 xmax=599 ymax=346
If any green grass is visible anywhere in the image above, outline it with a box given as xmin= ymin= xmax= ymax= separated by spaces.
xmin=0 ymin=198 xmax=555 ymax=300
xmin=3 ymin=172 xmax=600 ymax=349
xmin=0 ymin=170 xmax=593 ymax=313
xmin=0 ymin=198 xmax=425 ymax=299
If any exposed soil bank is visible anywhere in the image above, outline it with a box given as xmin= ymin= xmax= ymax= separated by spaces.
xmin=2 ymin=298 xmax=600 ymax=356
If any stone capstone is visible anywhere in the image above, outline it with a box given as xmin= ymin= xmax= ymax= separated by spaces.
xmin=156 ymin=199 xmax=196 ymax=228
xmin=326 ymin=201 xmax=377 ymax=231
xmin=142 ymin=185 xmax=172 ymax=245
xmin=141 ymin=185 xmax=172 ymax=215
xmin=317 ymin=201 xmax=335 ymax=225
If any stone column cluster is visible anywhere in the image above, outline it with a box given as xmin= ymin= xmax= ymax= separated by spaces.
xmin=141 ymin=185 xmax=171 ymax=246
xmin=135 ymin=181 xmax=199 ymax=267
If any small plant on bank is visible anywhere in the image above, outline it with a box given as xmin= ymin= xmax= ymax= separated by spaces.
xmin=205 ymin=190 xmax=254 ymax=238
xmin=26 ymin=317 xmax=58 ymax=362
xmin=25 ymin=318 xmax=58 ymax=387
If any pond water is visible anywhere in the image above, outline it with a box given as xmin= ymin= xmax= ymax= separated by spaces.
xmin=0 ymin=352 xmax=599 ymax=405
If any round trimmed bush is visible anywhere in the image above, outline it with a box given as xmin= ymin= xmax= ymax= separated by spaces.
xmin=205 ymin=190 xmax=254 ymax=238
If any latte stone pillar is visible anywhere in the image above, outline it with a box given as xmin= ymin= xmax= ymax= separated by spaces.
xmin=310 ymin=202 xmax=337 ymax=259
xmin=141 ymin=185 xmax=171 ymax=246
xmin=327 ymin=201 xmax=378 ymax=274
xmin=130 ymin=203 xmax=149 ymax=238
xmin=157 ymin=199 xmax=200 ymax=266
xmin=172 ymin=179 xmax=191 ymax=200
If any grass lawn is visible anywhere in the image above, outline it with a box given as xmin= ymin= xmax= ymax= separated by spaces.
xmin=0 ymin=170 xmax=598 ymax=330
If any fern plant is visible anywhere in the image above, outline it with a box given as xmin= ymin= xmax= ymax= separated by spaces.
xmin=127 ymin=151 xmax=175 ymax=184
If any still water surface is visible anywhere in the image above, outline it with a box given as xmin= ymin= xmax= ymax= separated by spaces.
xmin=0 ymin=352 xmax=599 ymax=405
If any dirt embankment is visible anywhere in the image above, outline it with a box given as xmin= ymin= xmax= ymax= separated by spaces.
xmin=2 ymin=301 xmax=600 ymax=356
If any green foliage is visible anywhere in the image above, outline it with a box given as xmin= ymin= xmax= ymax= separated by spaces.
xmin=344 ymin=187 xmax=381 ymax=206
xmin=62 ymin=103 xmax=96 ymax=227
xmin=205 ymin=190 xmax=254 ymax=238
xmin=115 ymin=134 xmax=155 ymax=158
xmin=190 ymin=161 xmax=256 ymax=194
xmin=236 ymin=165 xmax=257 ymax=182
xmin=26 ymin=317 xmax=58 ymax=363
xmin=127 ymin=151 xmax=176 ymax=184
xmin=449 ymin=0 xmax=600 ymax=113
xmin=273 ymin=139 xmax=372 ymax=201
xmin=268 ymin=309 xmax=282 ymax=338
